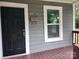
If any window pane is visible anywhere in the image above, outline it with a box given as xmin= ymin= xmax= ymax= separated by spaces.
xmin=48 ymin=25 xmax=59 ymax=38
xmin=47 ymin=10 xmax=59 ymax=24
xmin=75 ymin=6 xmax=79 ymax=28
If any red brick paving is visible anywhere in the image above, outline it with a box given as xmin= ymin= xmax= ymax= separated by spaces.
xmin=4 ymin=46 xmax=73 ymax=59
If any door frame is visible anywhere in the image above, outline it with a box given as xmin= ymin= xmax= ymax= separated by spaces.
xmin=0 ymin=1 xmax=30 ymax=58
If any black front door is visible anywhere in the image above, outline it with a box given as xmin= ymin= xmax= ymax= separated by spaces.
xmin=1 ymin=7 xmax=26 ymax=56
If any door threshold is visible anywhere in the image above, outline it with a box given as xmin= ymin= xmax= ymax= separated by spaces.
xmin=3 ymin=53 xmax=26 ymax=59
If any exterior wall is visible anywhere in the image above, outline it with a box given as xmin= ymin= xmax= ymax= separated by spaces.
xmin=0 ymin=0 xmax=73 ymax=54
xmin=29 ymin=3 xmax=73 ymax=53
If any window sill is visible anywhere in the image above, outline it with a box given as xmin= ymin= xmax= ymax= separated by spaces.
xmin=45 ymin=37 xmax=63 ymax=43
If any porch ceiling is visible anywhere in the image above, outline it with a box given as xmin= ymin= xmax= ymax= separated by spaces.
xmin=42 ymin=0 xmax=78 ymax=3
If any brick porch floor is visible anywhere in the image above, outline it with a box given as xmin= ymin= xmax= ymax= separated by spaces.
xmin=4 ymin=46 xmax=73 ymax=59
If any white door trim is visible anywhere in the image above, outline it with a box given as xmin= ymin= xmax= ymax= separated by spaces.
xmin=0 ymin=1 xmax=30 ymax=58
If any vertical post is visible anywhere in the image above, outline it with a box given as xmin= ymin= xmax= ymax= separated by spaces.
xmin=77 ymin=33 xmax=78 ymax=44
xmin=72 ymin=31 xmax=74 ymax=44
xmin=75 ymin=33 xmax=76 ymax=44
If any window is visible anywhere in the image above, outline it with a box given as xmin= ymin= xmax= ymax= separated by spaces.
xmin=44 ymin=5 xmax=63 ymax=42
xmin=73 ymin=2 xmax=79 ymax=30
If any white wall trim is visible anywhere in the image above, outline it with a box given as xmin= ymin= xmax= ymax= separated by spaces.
xmin=0 ymin=6 xmax=3 ymax=59
xmin=0 ymin=1 xmax=30 ymax=58
xmin=73 ymin=3 xmax=75 ymax=30
xmin=0 ymin=1 xmax=26 ymax=8
xmin=44 ymin=5 xmax=63 ymax=42
xmin=72 ymin=0 xmax=79 ymax=4
xmin=42 ymin=0 xmax=73 ymax=3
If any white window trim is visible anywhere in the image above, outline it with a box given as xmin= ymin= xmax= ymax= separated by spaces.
xmin=73 ymin=3 xmax=75 ymax=30
xmin=0 ymin=1 xmax=30 ymax=58
xmin=44 ymin=5 xmax=63 ymax=42
xmin=73 ymin=1 xmax=79 ymax=31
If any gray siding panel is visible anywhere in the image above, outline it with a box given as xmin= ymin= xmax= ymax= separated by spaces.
xmin=29 ymin=4 xmax=73 ymax=53
xmin=0 ymin=0 xmax=73 ymax=54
